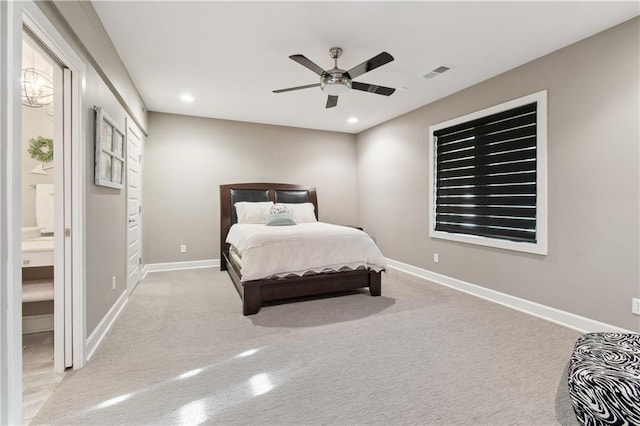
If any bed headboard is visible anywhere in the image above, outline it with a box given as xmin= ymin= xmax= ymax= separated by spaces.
xmin=219 ymin=183 xmax=318 ymax=269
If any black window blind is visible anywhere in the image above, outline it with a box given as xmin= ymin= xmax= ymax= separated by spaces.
xmin=433 ymin=102 xmax=537 ymax=243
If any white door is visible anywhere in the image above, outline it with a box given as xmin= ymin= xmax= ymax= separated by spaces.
xmin=52 ymin=66 xmax=74 ymax=370
xmin=126 ymin=118 xmax=143 ymax=293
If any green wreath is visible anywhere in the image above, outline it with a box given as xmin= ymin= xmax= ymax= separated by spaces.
xmin=28 ymin=136 xmax=53 ymax=163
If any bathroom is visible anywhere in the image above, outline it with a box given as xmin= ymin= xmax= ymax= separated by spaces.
xmin=21 ymin=34 xmax=61 ymax=424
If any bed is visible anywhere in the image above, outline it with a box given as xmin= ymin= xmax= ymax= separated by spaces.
xmin=220 ymin=183 xmax=385 ymax=315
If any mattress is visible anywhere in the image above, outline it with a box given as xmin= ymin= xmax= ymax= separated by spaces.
xmin=226 ymin=222 xmax=387 ymax=281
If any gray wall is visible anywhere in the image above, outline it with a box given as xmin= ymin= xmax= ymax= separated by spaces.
xmin=143 ymin=113 xmax=357 ymax=263
xmin=83 ymin=70 xmax=130 ymax=334
xmin=37 ymin=2 xmax=147 ymax=335
xmin=357 ymin=17 xmax=639 ymax=331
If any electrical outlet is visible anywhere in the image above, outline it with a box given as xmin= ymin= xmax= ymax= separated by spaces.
xmin=180 ymin=244 xmax=187 ymax=253
xmin=112 ymin=276 xmax=116 ymax=290
xmin=632 ymin=298 xmax=640 ymax=315
xmin=433 ymin=253 xmax=439 ymax=264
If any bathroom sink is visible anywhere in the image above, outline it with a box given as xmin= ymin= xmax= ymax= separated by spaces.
xmin=21 ymin=228 xmax=54 ymax=266
xmin=21 ymin=227 xmax=41 ymax=241
xmin=21 ymin=227 xmax=53 ymax=243
xmin=28 ymin=236 xmax=54 ymax=242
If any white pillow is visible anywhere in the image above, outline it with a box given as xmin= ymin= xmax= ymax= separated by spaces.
xmin=281 ymin=202 xmax=317 ymax=223
xmin=265 ymin=204 xmax=296 ymax=226
xmin=234 ymin=201 xmax=273 ymax=224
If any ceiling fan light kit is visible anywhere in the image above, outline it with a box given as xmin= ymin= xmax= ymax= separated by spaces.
xmin=321 ymin=73 xmax=351 ymax=95
xmin=273 ymin=47 xmax=395 ymax=109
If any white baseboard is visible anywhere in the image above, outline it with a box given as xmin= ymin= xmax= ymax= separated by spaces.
xmin=22 ymin=314 xmax=54 ymax=334
xmin=85 ymin=289 xmax=128 ymax=362
xmin=386 ymin=258 xmax=632 ymax=334
xmin=141 ymin=259 xmax=219 ymax=279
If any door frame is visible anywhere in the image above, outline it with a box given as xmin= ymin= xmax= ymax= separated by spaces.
xmin=1 ymin=2 xmax=87 ymax=423
xmin=23 ymin=0 xmax=87 ymax=369
xmin=0 ymin=2 xmax=24 ymax=424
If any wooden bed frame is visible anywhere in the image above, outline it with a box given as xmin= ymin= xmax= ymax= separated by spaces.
xmin=220 ymin=183 xmax=382 ymax=315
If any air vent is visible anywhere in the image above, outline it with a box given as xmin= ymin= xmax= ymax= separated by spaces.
xmin=423 ymin=65 xmax=452 ymax=79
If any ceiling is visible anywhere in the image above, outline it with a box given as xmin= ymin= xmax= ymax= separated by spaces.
xmin=91 ymin=1 xmax=638 ymax=134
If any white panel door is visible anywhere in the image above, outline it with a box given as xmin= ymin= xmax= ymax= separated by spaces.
xmin=126 ymin=118 xmax=143 ymax=293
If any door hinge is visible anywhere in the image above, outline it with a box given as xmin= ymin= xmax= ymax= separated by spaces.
xmin=139 ymin=257 xmax=142 ymax=265
xmin=65 ymin=228 xmax=71 ymax=237
xmin=139 ymin=205 xmax=142 ymax=214
xmin=138 ymin=154 xmax=142 ymax=162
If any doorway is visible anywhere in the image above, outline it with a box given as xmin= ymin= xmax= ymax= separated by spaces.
xmin=1 ymin=3 xmax=87 ymax=424
xmin=20 ymin=29 xmax=72 ymax=423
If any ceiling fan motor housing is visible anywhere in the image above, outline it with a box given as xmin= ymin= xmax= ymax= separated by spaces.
xmin=321 ymin=69 xmax=351 ymax=95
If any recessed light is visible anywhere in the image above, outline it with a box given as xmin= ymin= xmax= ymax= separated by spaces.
xmin=347 ymin=117 xmax=358 ymax=124
xmin=180 ymin=93 xmax=194 ymax=102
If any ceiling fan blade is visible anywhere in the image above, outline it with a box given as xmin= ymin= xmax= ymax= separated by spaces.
xmin=290 ymin=54 xmax=326 ymax=76
xmin=347 ymin=52 xmax=394 ymax=79
xmin=351 ymin=81 xmax=396 ymax=96
xmin=273 ymin=83 xmax=321 ymax=94
xmin=326 ymin=95 xmax=338 ymax=108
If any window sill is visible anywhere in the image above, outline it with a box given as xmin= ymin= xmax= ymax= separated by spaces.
xmin=430 ymin=229 xmax=547 ymax=255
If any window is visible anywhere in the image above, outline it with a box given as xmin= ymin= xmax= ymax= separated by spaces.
xmin=94 ymin=106 xmax=125 ymax=189
xmin=428 ymin=91 xmax=547 ymax=255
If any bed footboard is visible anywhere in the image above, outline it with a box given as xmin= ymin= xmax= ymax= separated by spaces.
xmin=225 ymin=251 xmax=382 ymax=315
xmin=238 ymin=269 xmax=382 ymax=315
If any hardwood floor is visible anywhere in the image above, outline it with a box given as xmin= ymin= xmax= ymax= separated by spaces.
xmin=22 ymin=331 xmax=64 ymax=425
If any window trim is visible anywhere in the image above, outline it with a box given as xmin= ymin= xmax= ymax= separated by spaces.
xmin=428 ymin=90 xmax=548 ymax=255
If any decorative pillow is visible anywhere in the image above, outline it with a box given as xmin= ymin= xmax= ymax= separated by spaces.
xmin=234 ymin=201 xmax=273 ymax=224
xmin=265 ymin=204 xmax=296 ymax=226
xmin=281 ymin=202 xmax=317 ymax=223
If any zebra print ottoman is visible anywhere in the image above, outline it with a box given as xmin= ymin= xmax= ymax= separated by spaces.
xmin=568 ymin=333 xmax=640 ymax=425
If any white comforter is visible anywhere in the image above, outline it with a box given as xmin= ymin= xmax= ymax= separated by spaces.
xmin=226 ymin=222 xmax=387 ymax=281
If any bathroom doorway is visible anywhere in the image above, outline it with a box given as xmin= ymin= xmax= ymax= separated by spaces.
xmin=20 ymin=29 xmax=72 ymax=423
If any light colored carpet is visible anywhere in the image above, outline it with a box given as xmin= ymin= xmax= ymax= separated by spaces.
xmin=31 ymin=267 xmax=581 ymax=425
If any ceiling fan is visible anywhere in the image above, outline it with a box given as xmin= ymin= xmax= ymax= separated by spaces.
xmin=273 ymin=47 xmax=396 ymax=109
